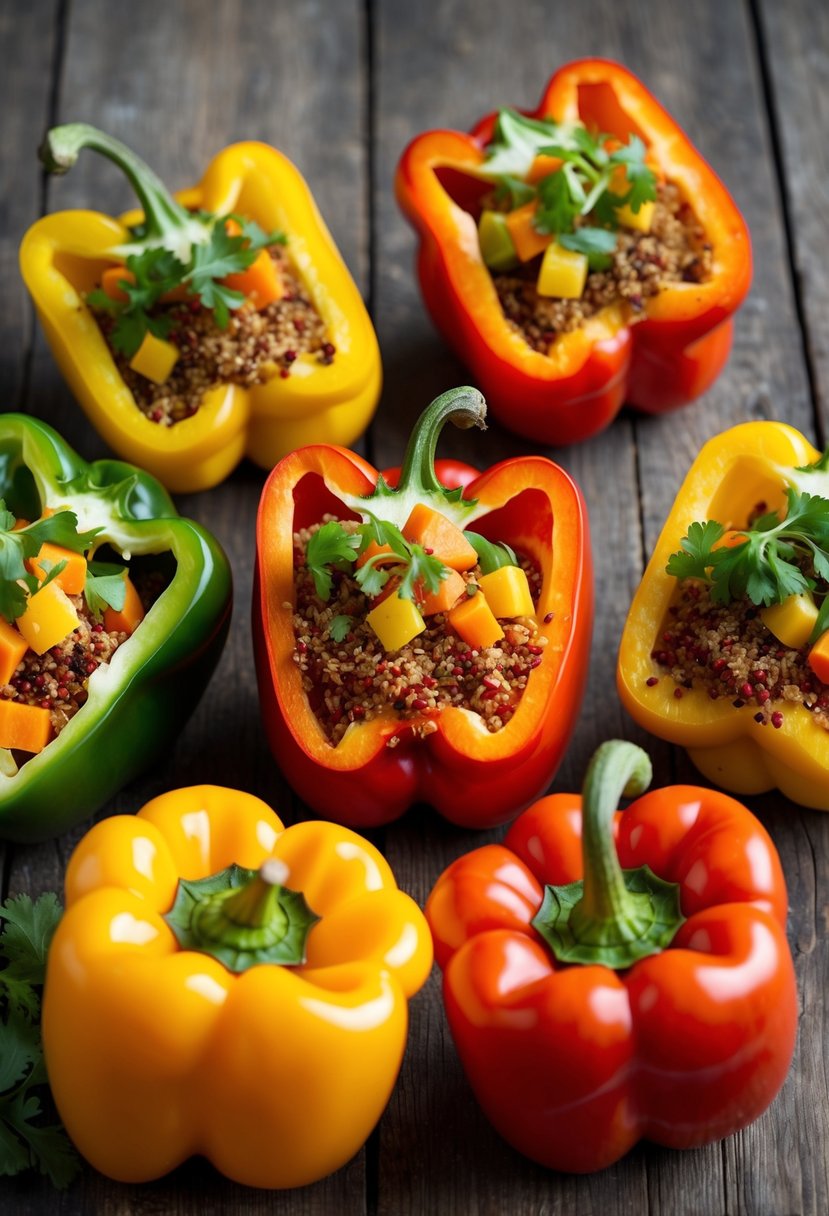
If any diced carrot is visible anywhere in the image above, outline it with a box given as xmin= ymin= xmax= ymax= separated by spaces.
xmin=402 ymin=504 xmax=478 ymax=572
xmin=27 ymin=543 xmax=87 ymax=596
xmin=808 ymin=632 xmax=829 ymax=685
xmin=100 ymin=265 xmax=135 ymax=303
xmin=103 ymin=574 xmax=146 ymax=637
xmin=0 ymin=700 xmax=51 ymax=754
xmin=505 ymin=202 xmax=553 ymax=262
xmin=12 ymin=519 xmax=30 ymax=531
xmin=417 ymin=569 xmax=466 ymax=616
xmin=712 ymin=529 xmax=748 ymax=551
xmin=223 ymin=248 xmax=283 ymax=310
xmin=526 ymin=154 xmax=562 ymax=184
xmin=449 ymin=591 xmax=505 ymax=650
xmin=356 ymin=541 xmax=397 ymax=570
xmin=0 ymin=619 xmax=28 ymax=686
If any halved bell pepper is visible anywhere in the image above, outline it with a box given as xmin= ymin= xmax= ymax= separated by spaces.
xmin=20 ymin=125 xmax=381 ymax=493
xmin=426 ymin=741 xmax=796 ymax=1172
xmin=396 ymin=59 xmax=751 ymax=446
xmin=618 ymin=420 xmax=829 ymax=810
xmin=0 ymin=415 xmax=231 ymax=842
xmin=43 ymin=784 xmax=432 ymax=1188
xmin=253 ymin=386 xmax=592 ymax=829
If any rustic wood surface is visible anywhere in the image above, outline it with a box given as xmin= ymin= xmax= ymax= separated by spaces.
xmin=1 ymin=0 xmax=827 ymax=1212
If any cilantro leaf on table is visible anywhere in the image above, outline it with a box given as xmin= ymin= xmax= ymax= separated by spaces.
xmin=0 ymin=893 xmax=79 ymax=1189
xmin=0 ymin=504 xmax=101 ymax=624
xmin=305 ymin=522 xmax=362 ymax=599
xmin=84 ymin=561 xmax=128 ymax=620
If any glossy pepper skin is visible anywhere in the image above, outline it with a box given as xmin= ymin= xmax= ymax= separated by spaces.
xmin=0 ymin=415 xmax=231 ymax=842
xmin=618 ymin=419 xmax=829 ymax=809
xmin=252 ymin=387 xmax=592 ymax=830
xmin=43 ymin=785 xmax=432 ymax=1188
xmin=396 ymin=59 xmax=751 ymax=447
xmin=20 ymin=137 xmax=381 ymax=494
xmin=427 ymin=751 xmax=796 ymax=1172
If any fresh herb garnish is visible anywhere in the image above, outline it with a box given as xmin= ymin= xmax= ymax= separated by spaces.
xmin=304 ymin=517 xmax=448 ymax=605
xmin=84 ymin=561 xmax=128 ymax=620
xmin=0 ymin=502 xmax=101 ymax=624
xmin=558 ymin=227 xmax=618 ymax=271
xmin=666 ymin=487 xmax=829 ymax=607
xmin=328 ymin=615 xmax=353 ymax=643
xmin=0 ymin=893 xmax=80 ymax=1188
xmin=305 ymin=522 xmax=362 ymax=600
xmin=464 ymin=532 xmax=518 ymax=575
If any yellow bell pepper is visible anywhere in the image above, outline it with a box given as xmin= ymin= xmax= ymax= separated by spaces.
xmin=20 ymin=126 xmax=381 ymax=494
xmin=618 ymin=420 xmax=829 ymax=811
xmin=42 ymin=785 xmax=432 ymax=1188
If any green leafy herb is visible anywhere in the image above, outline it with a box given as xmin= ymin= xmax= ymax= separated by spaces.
xmin=666 ymin=488 xmax=829 ymax=607
xmin=0 ymin=502 xmax=101 ymax=624
xmin=84 ymin=561 xmax=128 ymax=620
xmin=328 ymin=615 xmax=353 ymax=643
xmin=493 ymin=174 xmax=536 ymax=210
xmin=465 ymin=531 xmax=518 ymax=575
xmin=559 ymin=227 xmax=618 ymax=271
xmin=303 ymin=516 xmax=449 ymax=606
xmin=304 ymin=522 xmax=362 ymax=600
xmin=0 ymin=894 xmax=80 ymax=1188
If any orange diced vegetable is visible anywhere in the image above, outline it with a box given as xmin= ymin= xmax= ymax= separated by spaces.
xmin=16 ymin=582 xmax=80 ymax=655
xmin=129 ymin=332 xmax=180 ymax=385
xmin=101 ymin=266 xmax=134 ymax=302
xmin=417 ymin=569 xmax=466 ymax=616
xmin=526 ymin=155 xmax=563 ymax=184
xmin=808 ymin=632 xmax=829 ymax=685
xmin=402 ymin=504 xmax=477 ymax=572
xmin=0 ymin=618 xmax=28 ymax=686
xmin=103 ymin=574 xmax=146 ymax=637
xmin=224 ymin=248 xmax=283 ymax=310
xmin=356 ymin=541 xmax=397 ymax=570
xmin=27 ymin=542 xmax=87 ymax=596
xmin=449 ymin=591 xmax=505 ymax=649
xmin=0 ymin=700 xmax=51 ymax=754
xmin=505 ymin=202 xmax=553 ymax=262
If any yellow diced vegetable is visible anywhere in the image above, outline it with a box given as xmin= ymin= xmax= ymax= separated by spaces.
xmin=761 ymin=593 xmax=819 ymax=650
xmin=478 ymin=566 xmax=535 ymax=619
xmin=449 ymin=591 xmax=505 ymax=650
xmin=129 ymin=332 xmax=180 ymax=385
xmin=16 ymin=581 xmax=80 ymax=655
xmin=616 ymin=200 xmax=655 ymax=232
xmin=366 ymin=594 xmax=426 ymax=652
xmin=536 ymin=242 xmax=588 ymax=299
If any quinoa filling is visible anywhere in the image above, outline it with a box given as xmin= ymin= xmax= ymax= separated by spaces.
xmin=292 ymin=520 xmax=545 ymax=744
xmin=89 ymin=245 xmax=335 ymax=426
xmin=493 ymin=182 xmax=711 ymax=353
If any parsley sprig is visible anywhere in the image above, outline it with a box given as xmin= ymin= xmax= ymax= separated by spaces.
xmin=0 ymin=502 xmax=101 ymax=624
xmin=304 ymin=517 xmax=447 ymax=605
xmin=0 ymin=893 xmax=79 ymax=1188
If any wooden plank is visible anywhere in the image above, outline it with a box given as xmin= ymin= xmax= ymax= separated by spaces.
xmin=3 ymin=0 xmax=369 ymax=1211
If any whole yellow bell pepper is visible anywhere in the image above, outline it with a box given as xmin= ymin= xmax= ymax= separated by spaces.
xmin=618 ymin=420 xmax=829 ymax=810
xmin=42 ymin=785 xmax=432 ymax=1188
xmin=20 ymin=126 xmax=381 ymax=494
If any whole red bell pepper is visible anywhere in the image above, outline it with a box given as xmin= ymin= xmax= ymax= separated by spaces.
xmin=252 ymin=386 xmax=592 ymax=829
xmin=396 ymin=59 xmax=751 ymax=447
xmin=426 ymin=740 xmax=796 ymax=1172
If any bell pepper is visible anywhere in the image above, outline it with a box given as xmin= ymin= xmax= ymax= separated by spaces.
xmin=253 ymin=385 xmax=592 ymax=829
xmin=426 ymin=740 xmax=796 ymax=1173
xmin=0 ymin=414 xmax=231 ymax=842
xmin=618 ymin=419 xmax=829 ymax=810
xmin=395 ymin=59 xmax=751 ymax=447
xmin=42 ymin=784 xmax=432 ymax=1188
xmin=20 ymin=124 xmax=381 ymax=494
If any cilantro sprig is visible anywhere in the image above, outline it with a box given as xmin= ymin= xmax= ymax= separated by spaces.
xmin=0 ymin=893 xmax=80 ymax=1188
xmin=666 ymin=487 xmax=829 ymax=609
xmin=304 ymin=517 xmax=448 ymax=605
xmin=0 ymin=502 xmax=101 ymax=624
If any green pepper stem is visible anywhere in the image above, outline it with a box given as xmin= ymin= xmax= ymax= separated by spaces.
xmin=394 ymin=387 xmax=486 ymax=497
xmin=39 ymin=123 xmax=204 ymax=257
xmin=191 ymin=860 xmax=290 ymax=952
xmin=569 ymin=741 xmax=653 ymax=943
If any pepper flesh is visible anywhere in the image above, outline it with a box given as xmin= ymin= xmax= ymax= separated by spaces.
xmin=395 ymin=59 xmax=751 ymax=446
xmin=43 ymin=785 xmax=432 ymax=1188
xmin=617 ymin=419 xmax=829 ymax=810
xmin=20 ymin=138 xmax=381 ymax=493
xmin=252 ymin=389 xmax=592 ymax=829
xmin=0 ymin=415 xmax=231 ymax=842
xmin=426 ymin=767 xmax=796 ymax=1172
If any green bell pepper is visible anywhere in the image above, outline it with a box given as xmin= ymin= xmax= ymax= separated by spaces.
xmin=0 ymin=414 xmax=232 ymax=842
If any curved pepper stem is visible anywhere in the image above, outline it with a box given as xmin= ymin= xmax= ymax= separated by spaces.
xmin=394 ymin=386 xmax=486 ymax=497
xmin=531 ymin=740 xmax=684 ymax=968
xmin=40 ymin=123 xmax=208 ymax=260
xmin=164 ymin=860 xmax=319 ymax=973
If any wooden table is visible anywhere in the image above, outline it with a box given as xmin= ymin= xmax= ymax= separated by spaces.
xmin=2 ymin=1 xmax=827 ymax=1212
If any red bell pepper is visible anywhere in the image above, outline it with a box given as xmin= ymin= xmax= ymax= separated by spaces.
xmin=253 ymin=386 xmax=592 ymax=829
xmin=396 ymin=59 xmax=751 ymax=447
xmin=426 ymin=740 xmax=796 ymax=1172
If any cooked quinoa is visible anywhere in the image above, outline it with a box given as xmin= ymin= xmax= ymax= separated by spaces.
xmin=494 ymin=182 xmax=712 ymax=353
xmin=292 ymin=520 xmax=545 ymax=744
xmin=91 ymin=245 xmax=335 ymax=425
xmin=651 ymin=579 xmax=829 ymax=731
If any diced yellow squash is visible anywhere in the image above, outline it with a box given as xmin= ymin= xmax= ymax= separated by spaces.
xmin=16 ymin=582 xmax=80 ymax=656
xmin=449 ymin=591 xmax=505 ymax=650
xmin=27 ymin=542 xmax=87 ymax=596
xmin=761 ymin=593 xmax=819 ymax=650
xmin=478 ymin=566 xmax=535 ymax=619
xmin=505 ymin=202 xmax=553 ymax=262
xmin=537 ymin=242 xmax=588 ymax=299
xmin=366 ymin=594 xmax=425 ymax=652
xmin=616 ymin=200 xmax=655 ymax=232
xmin=129 ymin=332 xmax=180 ymax=385
xmin=0 ymin=618 xmax=28 ymax=685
